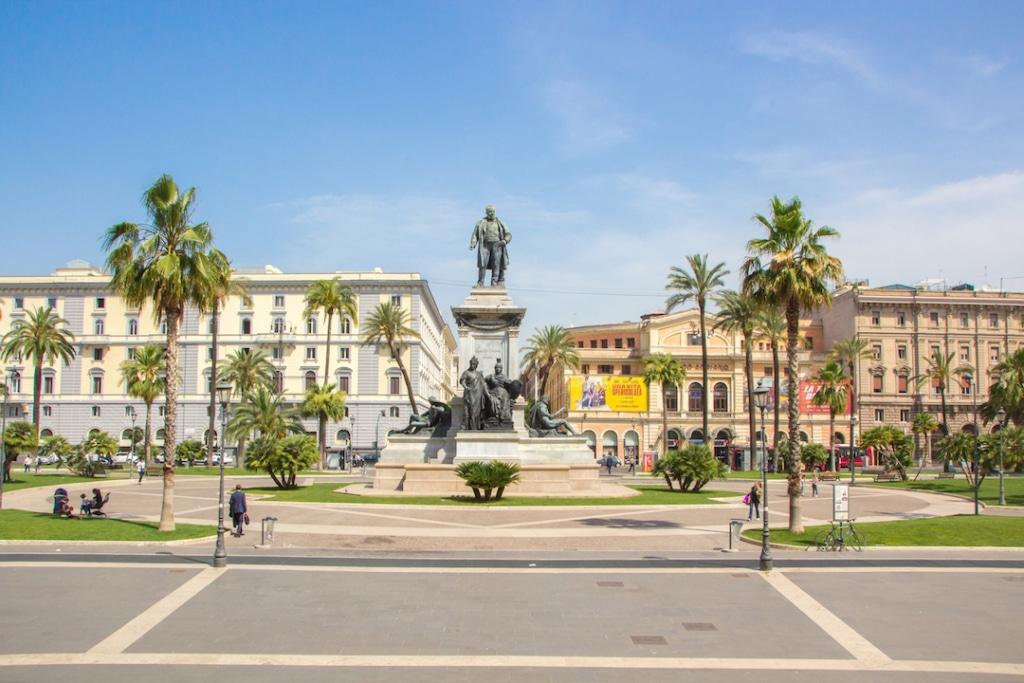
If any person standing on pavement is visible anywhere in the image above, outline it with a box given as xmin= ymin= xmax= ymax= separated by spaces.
xmin=136 ymin=458 xmax=146 ymax=484
xmin=812 ymin=470 xmax=820 ymax=497
xmin=23 ymin=455 xmax=32 ymax=474
xmin=746 ymin=483 xmax=760 ymax=520
xmin=229 ymin=484 xmax=247 ymax=536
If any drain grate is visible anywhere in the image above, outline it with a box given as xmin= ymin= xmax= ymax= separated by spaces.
xmin=682 ymin=622 xmax=717 ymax=631
xmin=631 ymin=635 xmax=667 ymax=645
xmin=597 ymin=581 xmax=624 ymax=587
xmin=731 ymin=573 xmax=750 ymax=578
xmin=1002 ymin=576 xmax=1024 ymax=582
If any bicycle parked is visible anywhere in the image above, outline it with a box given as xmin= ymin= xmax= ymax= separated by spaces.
xmin=814 ymin=518 xmax=866 ymax=552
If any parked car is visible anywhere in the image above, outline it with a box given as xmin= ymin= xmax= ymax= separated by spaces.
xmin=36 ymin=454 xmax=58 ymax=465
xmin=212 ymin=453 xmax=236 ymax=466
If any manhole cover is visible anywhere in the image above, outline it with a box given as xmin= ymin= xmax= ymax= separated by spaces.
xmin=631 ymin=635 xmax=667 ymax=645
xmin=597 ymin=581 xmax=624 ymax=587
xmin=682 ymin=622 xmax=717 ymax=631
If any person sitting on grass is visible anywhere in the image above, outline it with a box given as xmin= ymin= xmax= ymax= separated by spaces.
xmin=57 ymin=497 xmax=76 ymax=518
xmin=90 ymin=488 xmax=110 ymax=517
xmin=79 ymin=494 xmax=93 ymax=517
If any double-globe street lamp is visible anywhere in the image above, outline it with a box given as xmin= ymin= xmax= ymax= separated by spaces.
xmin=752 ymin=378 xmax=774 ymax=572
xmin=213 ymin=380 xmax=233 ymax=568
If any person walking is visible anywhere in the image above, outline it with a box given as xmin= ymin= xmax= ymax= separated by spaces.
xmin=136 ymin=458 xmax=146 ymax=484
xmin=746 ymin=483 xmax=760 ymax=520
xmin=812 ymin=470 xmax=820 ymax=498
xmin=23 ymin=455 xmax=32 ymax=474
xmin=229 ymin=484 xmax=248 ymax=537
xmin=628 ymin=458 xmax=636 ymax=475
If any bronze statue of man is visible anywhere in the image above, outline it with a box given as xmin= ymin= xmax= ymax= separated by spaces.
xmin=469 ymin=204 xmax=511 ymax=287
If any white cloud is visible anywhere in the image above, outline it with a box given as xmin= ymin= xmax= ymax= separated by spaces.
xmin=906 ymin=171 xmax=1024 ymax=207
xmin=544 ymin=79 xmax=633 ymax=154
xmin=963 ymin=54 xmax=1009 ymax=78
xmin=738 ymin=30 xmax=877 ymax=84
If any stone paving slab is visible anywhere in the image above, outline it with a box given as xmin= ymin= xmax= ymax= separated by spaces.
xmin=789 ymin=571 xmax=1024 ymax=663
xmin=2 ymin=665 xmax=1019 ymax=683
xmin=0 ymin=567 xmax=200 ymax=654
xmin=127 ymin=570 xmax=851 ymax=660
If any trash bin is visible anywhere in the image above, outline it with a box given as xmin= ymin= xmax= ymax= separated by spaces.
xmin=261 ymin=516 xmax=278 ymax=545
xmin=728 ymin=519 xmax=745 ymax=551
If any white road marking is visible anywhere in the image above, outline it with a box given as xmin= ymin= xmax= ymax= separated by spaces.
xmin=760 ymin=570 xmax=890 ymax=664
xmin=87 ymin=567 xmax=225 ymax=654
xmin=0 ymin=653 xmax=1021 ymax=676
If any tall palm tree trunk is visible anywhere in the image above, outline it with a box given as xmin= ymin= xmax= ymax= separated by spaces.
xmin=828 ymin=411 xmax=835 ymax=471
xmin=785 ymin=299 xmax=803 ymax=533
xmin=31 ymin=361 xmax=42 ymax=441
xmin=206 ymin=303 xmax=219 ymax=467
xmin=144 ymin=402 xmax=153 ymax=465
xmin=392 ymin=344 xmax=418 ymax=413
xmin=661 ymin=385 xmax=669 ymax=457
xmin=939 ymin=386 xmax=949 ymax=436
xmin=699 ymin=301 xmax=709 ymax=442
xmin=847 ymin=360 xmax=857 ymax=472
xmin=159 ymin=312 xmax=180 ymax=532
xmin=772 ymin=341 xmax=781 ymax=471
xmin=320 ymin=312 xmax=334 ymax=469
xmin=744 ymin=334 xmax=755 ymax=471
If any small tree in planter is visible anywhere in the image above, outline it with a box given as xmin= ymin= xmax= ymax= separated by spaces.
xmin=651 ymin=445 xmax=725 ymax=492
xmin=800 ymin=443 xmax=829 ymax=472
xmin=2 ymin=421 xmax=38 ymax=482
xmin=245 ymin=434 xmax=318 ymax=489
xmin=455 ymin=461 xmax=521 ymax=501
xmin=175 ymin=439 xmax=205 ymax=467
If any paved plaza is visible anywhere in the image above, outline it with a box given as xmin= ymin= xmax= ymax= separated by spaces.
xmin=2 ymin=472 xmax=977 ymax=552
xmin=0 ymin=550 xmax=1022 ymax=681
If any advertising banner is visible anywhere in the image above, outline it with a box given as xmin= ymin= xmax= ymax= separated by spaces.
xmin=569 ymin=376 xmax=648 ymax=412
xmin=799 ymin=379 xmax=853 ymax=414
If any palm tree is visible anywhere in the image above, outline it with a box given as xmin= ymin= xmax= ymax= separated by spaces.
xmin=986 ymin=348 xmax=1024 ymax=426
xmin=119 ymin=345 xmax=166 ymax=466
xmin=756 ymin=306 xmax=786 ymax=468
xmin=714 ymin=290 xmax=759 ymax=468
xmin=0 ymin=306 xmax=76 ymax=442
xmin=200 ymin=250 xmax=249 ymax=467
xmin=302 ymin=383 xmax=347 ymax=467
xmin=642 ymin=353 xmax=685 ymax=456
xmin=303 ymin=278 xmax=357 ymax=464
xmin=811 ymin=361 xmax=848 ymax=471
xmin=742 ymin=196 xmax=843 ymax=533
xmin=666 ymin=254 xmax=729 ymax=444
xmin=913 ymin=351 xmax=972 ymax=436
xmin=219 ymin=348 xmax=275 ymax=465
xmin=911 ymin=411 xmax=939 ymax=476
xmin=40 ymin=434 xmax=72 ymax=469
xmin=362 ymin=302 xmax=420 ymax=412
xmin=227 ymin=386 xmax=304 ymax=442
xmin=830 ymin=335 xmax=874 ymax=467
xmin=104 ymin=173 xmax=218 ymax=531
xmin=522 ymin=325 xmax=581 ymax=398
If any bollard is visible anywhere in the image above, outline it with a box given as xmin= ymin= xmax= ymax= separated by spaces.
xmin=261 ymin=516 xmax=278 ymax=545
xmin=727 ymin=519 xmax=745 ymax=552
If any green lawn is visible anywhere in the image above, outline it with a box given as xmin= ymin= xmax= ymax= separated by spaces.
xmin=1 ymin=473 xmax=113 ymax=492
xmin=744 ymin=514 xmax=1024 ymax=547
xmin=869 ymin=476 xmax=1024 ymax=507
xmin=255 ymin=483 xmax=733 ymax=506
xmin=0 ymin=509 xmax=215 ymax=542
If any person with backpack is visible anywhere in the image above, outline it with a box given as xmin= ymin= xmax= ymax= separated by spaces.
xmin=745 ymin=483 xmax=761 ymax=521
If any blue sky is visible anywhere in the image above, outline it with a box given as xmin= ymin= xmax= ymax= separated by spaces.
xmin=2 ymin=1 xmax=1022 ymax=334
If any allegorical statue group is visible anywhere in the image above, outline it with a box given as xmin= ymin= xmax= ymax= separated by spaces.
xmin=459 ymin=357 xmax=521 ymax=430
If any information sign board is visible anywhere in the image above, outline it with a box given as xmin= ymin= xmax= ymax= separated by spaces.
xmin=833 ymin=483 xmax=850 ymax=521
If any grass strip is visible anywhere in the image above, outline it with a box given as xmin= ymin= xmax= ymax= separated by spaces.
xmin=255 ymin=483 xmax=732 ymax=506
xmin=743 ymin=514 xmax=1024 ymax=547
xmin=0 ymin=509 xmax=214 ymax=542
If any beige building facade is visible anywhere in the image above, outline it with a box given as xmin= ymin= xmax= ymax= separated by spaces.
xmin=0 ymin=261 xmax=456 ymax=456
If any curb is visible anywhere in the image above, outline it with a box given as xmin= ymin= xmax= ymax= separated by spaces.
xmin=0 ymin=535 xmax=217 ymax=547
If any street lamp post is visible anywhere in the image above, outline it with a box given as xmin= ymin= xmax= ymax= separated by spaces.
xmin=969 ymin=373 xmax=980 ymax=516
xmin=374 ymin=409 xmax=386 ymax=463
xmin=996 ymin=408 xmax=1007 ymax=507
xmin=213 ymin=381 xmax=233 ymax=568
xmin=129 ymin=407 xmax=138 ymax=480
xmin=0 ymin=371 xmax=10 ymax=510
xmin=850 ymin=412 xmax=859 ymax=485
xmin=752 ymin=378 xmax=773 ymax=572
